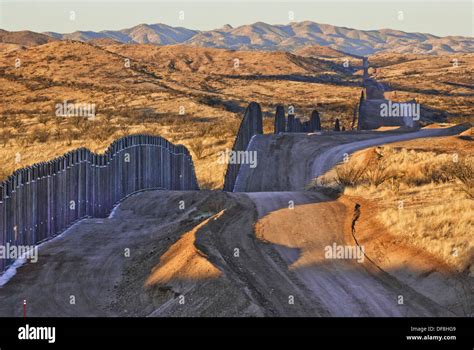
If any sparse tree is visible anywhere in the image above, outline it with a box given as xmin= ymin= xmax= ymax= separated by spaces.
xmin=28 ymin=126 xmax=50 ymax=144
xmin=451 ymin=159 xmax=474 ymax=199
xmin=38 ymin=114 xmax=49 ymax=125
xmin=10 ymin=117 xmax=23 ymax=131
xmin=0 ymin=129 xmax=12 ymax=147
xmin=119 ymin=123 xmax=130 ymax=136
xmin=0 ymin=115 xmax=8 ymax=127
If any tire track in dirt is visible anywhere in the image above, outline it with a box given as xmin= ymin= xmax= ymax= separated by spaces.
xmin=247 ymin=192 xmax=453 ymax=316
xmin=238 ymin=125 xmax=470 ymax=316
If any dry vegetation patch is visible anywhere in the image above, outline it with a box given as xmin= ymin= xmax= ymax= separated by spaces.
xmin=314 ymin=138 xmax=473 ymax=273
xmin=0 ymin=41 xmax=473 ymax=189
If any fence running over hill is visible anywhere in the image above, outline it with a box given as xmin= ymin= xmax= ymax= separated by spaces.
xmin=0 ymin=134 xmax=199 ymax=273
xmin=357 ymin=89 xmax=420 ymax=130
xmin=223 ymin=102 xmax=263 ymax=191
xmin=223 ymin=102 xmax=329 ymax=191
xmin=274 ymin=105 xmax=322 ymax=133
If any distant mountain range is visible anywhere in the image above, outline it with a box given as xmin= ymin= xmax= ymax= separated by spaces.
xmin=2 ymin=21 xmax=473 ymax=55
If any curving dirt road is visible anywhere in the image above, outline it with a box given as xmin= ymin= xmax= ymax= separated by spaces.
xmin=234 ymin=124 xmax=470 ymax=192
xmin=0 ymin=125 xmax=470 ymax=316
xmin=237 ymin=124 xmax=471 ymax=316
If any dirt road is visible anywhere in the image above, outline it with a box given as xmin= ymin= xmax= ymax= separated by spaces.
xmin=247 ymin=191 xmax=468 ymax=316
xmin=237 ymin=124 xmax=471 ymax=316
xmin=0 ymin=125 xmax=470 ymax=316
xmin=234 ymin=125 xmax=470 ymax=192
xmin=0 ymin=190 xmax=332 ymax=317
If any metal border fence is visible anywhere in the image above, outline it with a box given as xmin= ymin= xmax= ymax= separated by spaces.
xmin=0 ymin=134 xmax=199 ymax=272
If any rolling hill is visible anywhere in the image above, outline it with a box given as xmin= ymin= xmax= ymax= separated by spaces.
xmin=0 ymin=29 xmax=57 ymax=47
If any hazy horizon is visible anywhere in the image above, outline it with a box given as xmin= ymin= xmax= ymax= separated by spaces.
xmin=0 ymin=0 xmax=472 ymax=37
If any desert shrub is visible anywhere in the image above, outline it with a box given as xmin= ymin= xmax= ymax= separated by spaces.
xmin=335 ymin=161 xmax=367 ymax=187
xmin=118 ymin=123 xmax=130 ymax=136
xmin=89 ymin=122 xmax=115 ymax=142
xmin=213 ymin=139 xmax=228 ymax=147
xmin=120 ymin=108 xmax=132 ymax=120
xmin=192 ymin=124 xmax=209 ymax=138
xmin=448 ymin=159 xmax=474 ymax=198
xmin=53 ymin=116 xmax=63 ymax=127
xmin=335 ymin=149 xmax=391 ymax=187
xmin=0 ymin=115 xmax=8 ymax=127
xmin=0 ymin=129 xmax=12 ymax=147
xmin=25 ymin=95 xmax=49 ymax=103
xmin=77 ymin=119 xmax=92 ymax=134
xmin=70 ymin=129 xmax=81 ymax=141
xmin=421 ymin=162 xmax=456 ymax=184
xmin=134 ymin=108 xmax=155 ymax=125
xmin=333 ymin=147 xmax=472 ymax=199
xmin=365 ymin=157 xmax=392 ymax=187
xmin=68 ymin=116 xmax=84 ymax=128
xmin=10 ymin=117 xmax=23 ymax=131
xmin=403 ymin=70 xmax=420 ymax=75
xmin=62 ymin=128 xmax=73 ymax=145
xmin=28 ymin=126 xmax=50 ymax=143
xmin=199 ymin=121 xmax=237 ymax=138
xmin=190 ymin=139 xmax=206 ymax=159
xmin=52 ymin=126 xmax=62 ymax=140
xmin=197 ymin=96 xmax=222 ymax=107
xmin=60 ymin=126 xmax=81 ymax=145
xmin=102 ymin=110 xmax=114 ymax=123
xmin=38 ymin=114 xmax=49 ymax=125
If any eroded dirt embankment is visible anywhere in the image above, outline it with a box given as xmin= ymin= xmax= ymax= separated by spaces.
xmin=340 ymin=196 xmax=473 ymax=317
xmin=249 ymin=192 xmax=469 ymax=316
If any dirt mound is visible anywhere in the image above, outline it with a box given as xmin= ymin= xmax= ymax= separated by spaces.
xmin=145 ymin=211 xmax=224 ymax=286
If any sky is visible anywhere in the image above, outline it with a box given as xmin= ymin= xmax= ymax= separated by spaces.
xmin=0 ymin=0 xmax=472 ymax=37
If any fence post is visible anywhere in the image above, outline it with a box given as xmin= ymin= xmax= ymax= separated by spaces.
xmin=274 ymin=105 xmax=285 ymax=134
xmin=223 ymin=102 xmax=263 ymax=192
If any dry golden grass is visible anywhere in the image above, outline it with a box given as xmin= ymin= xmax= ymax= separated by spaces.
xmin=329 ymin=139 xmax=473 ymax=273
xmin=364 ymin=185 xmax=473 ymax=270
xmin=0 ymin=41 xmax=358 ymax=188
xmin=372 ymin=53 xmax=474 ymax=123
xmin=0 ymin=41 xmax=473 ymax=189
